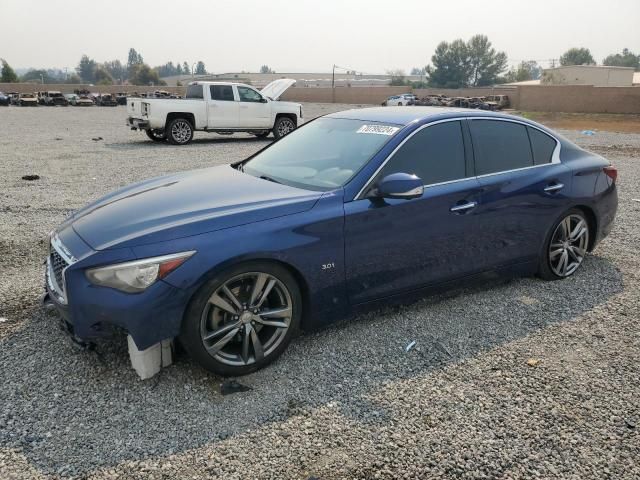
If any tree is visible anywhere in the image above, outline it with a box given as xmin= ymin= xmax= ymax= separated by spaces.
xmin=103 ymin=59 xmax=127 ymax=83
xmin=504 ymin=60 xmax=542 ymax=83
xmin=129 ymin=63 xmax=163 ymax=86
xmin=127 ymin=48 xmax=144 ymax=70
xmin=466 ymin=35 xmax=508 ymax=86
xmin=176 ymin=63 xmax=183 ymax=75
xmin=66 ymin=73 xmax=82 ymax=84
xmin=387 ymin=69 xmax=407 ymax=86
xmin=94 ymin=66 xmax=113 ymax=85
xmin=20 ymin=69 xmax=53 ymax=83
xmin=559 ymin=48 xmax=595 ymax=66
xmin=260 ymin=65 xmax=274 ymax=74
xmin=195 ymin=61 xmax=206 ymax=75
xmin=426 ymin=39 xmax=472 ymax=88
xmin=76 ymin=55 xmax=97 ymax=83
xmin=603 ymin=48 xmax=640 ymax=71
xmin=410 ymin=67 xmax=426 ymax=76
xmin=183 ymin=61 xmax=190 ymax=75
xmin=1 ymin=59 xmax=18 ymax=82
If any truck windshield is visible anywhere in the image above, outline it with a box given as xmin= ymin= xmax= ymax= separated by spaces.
xmin=243 ymin=118 xmax=401 ymax=191
xmin=185 ymin=85 xmax=204 ymax=99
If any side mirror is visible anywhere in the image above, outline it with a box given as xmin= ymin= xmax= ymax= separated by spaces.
xmin=373 ymin=173 xmax=424 ymax=200
xmin=260 ymin=97 xmax=268 ymax=103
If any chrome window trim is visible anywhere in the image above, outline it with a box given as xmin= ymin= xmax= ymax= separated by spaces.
xmin=354 ymin=116 xmax=561 ymax=200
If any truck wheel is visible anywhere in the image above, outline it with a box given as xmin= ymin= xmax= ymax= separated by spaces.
xmin=167 ymin=118 xmax=194 ymax=145
xmin=273 ymin=117 xmax=296 ymax=139
xmin=145 ymin=129 xmax=167 ymax=142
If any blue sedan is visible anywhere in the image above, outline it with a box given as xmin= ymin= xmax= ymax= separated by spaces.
xmin=44 ymin=107 xmax=618 ymax=375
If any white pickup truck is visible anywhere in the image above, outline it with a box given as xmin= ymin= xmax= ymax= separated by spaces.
xmin=126 ymin=79 xmax=303 ymax=145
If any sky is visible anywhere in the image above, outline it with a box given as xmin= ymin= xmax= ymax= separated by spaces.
xmin=1 ymin=0 xmax=638 ymax=74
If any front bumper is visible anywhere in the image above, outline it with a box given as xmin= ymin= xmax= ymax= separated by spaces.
xmin=43 ymin=229 xmax=190 ymax=350
xmin=127 ymin=117 xmax=150 ymax=130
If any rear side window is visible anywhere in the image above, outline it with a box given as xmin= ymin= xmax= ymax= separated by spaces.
xmin=528 ymin=127 xmax=556 ymax=165
xmin=378 ymin=121 xmax=467 ymax=185
xmin=469 ymin=120 xmax=533 ymax=175
xmin=185 ymin=85 xmax=204 ymax=99
xmin=210 ymin=85 xmax=234 ymax=101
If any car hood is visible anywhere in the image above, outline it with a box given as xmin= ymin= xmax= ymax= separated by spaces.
xmin=68 ymin=165 xmax=322 ymax=251
xmin=260 ymin=78 xmax=296 ymax=100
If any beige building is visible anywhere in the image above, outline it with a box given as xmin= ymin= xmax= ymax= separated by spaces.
xmin=541 ymin=65 xmax=634 ymax=87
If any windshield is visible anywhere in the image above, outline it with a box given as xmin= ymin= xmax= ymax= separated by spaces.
xmin=243 ymin=118 xmax=400 ymax=191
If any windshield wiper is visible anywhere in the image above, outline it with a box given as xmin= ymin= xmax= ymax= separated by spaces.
xmin=259 ymin=175 xmax=282 ymax=184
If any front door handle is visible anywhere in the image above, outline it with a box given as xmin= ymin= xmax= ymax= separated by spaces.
xmin=544 ymin=182 xmax=564 ymax=193
xmin=450 ymin=201 xmax=477 ymax=213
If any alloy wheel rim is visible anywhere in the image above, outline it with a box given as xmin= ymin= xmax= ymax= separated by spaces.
xmin=549 ymin=214 xmax=589 ymax=277
xmin=200 ymin=272 xmax=292 ymax=366
xmin=277 ymin=119 xmax=294 ymax=136
xmin=171 ymin=121 xmax=191 ymax=143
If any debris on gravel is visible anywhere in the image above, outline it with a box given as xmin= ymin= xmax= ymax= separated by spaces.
xmin=0 ymin=105 xmax=638 ymax=479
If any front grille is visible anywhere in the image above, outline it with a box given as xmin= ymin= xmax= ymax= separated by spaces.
xmin=50 ymin=249 xmax=68 ymax=291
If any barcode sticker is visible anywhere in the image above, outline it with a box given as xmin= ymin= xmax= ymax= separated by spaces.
xmin=357 ymin=125 xmax=400 ymax=136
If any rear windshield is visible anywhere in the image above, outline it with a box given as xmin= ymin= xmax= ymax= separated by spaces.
xmin=185 ymin=85 xmax=204 ymax=99
xmin=243 ymin=118 xmax=400 ymax=191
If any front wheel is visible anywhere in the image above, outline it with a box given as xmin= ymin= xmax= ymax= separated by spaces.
xmin=273 ymin=116 xmax=296 ymax=139
xmin=145 ymin=129 xmax=166 ymax=142
xmin=180 ymin=262 xmax=302 ymax=376
xmin=538 ymin=209 xmax=590 ymax=280
xmin=167 ymin=118 xmax=194 ymax=145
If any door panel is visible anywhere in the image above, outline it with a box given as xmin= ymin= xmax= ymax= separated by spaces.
xmin=236 ymin=86 xmax=271 ymax=128
xmin=474 ymin=164 xmax=573 ymax=268
xmin=207 ymin=85 xmax=238 ymax=128
xmin=344 ymin=178 xmax=482 ymax=304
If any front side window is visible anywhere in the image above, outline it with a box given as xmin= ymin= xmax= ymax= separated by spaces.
xmin=243 ymin=118 xmax=399 ymax=191
xmin=185 ymin=85 xmax=204 ymax=99
xmin=377 ymin=121 xmax=467 ymax=185
xmin=210 ymin=85 xmax=234 ymax=101
xmin=469 ymin=120 xmax=533 ymax=175
xmin=237 ymin=86 xmax=263 ymax=103
xmin=528 ymin=127 xmax=556 ymax=165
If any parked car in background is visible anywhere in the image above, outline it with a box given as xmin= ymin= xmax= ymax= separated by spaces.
xmin=43 ymin=107 xmax=618 ymax=376
xmin=115 ymin=93 xmax=128 ymax=105
xmin=75 ymin=95 xmax=95 ymax=107
xmin=127 ymin=79 xmax=303 ymax=144
xmin=44 ymin=91 xmax=68 ymax=106
xmin=383 ymin=94 xmax=416 ymax=106
xmin=18 ymin=93 xmax=39 ymax=106
xmin=485 ymin=95 xmax=510 ymax=109
xmin=0 ymin=92 xmax=10 ymax=106
xmin=98 ymin=94 xmax=118 ymax=107
xmin=8 ymin=93 xmax=20 ymax=105
xmin=65 ymin=94 xmax=79 ymax=105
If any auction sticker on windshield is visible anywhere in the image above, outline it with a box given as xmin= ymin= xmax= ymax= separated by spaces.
xmin=357 ymin=125 xmax=400 ymax=135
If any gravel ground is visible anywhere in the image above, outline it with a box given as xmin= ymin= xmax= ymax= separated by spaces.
xmin=0 ymin=105 xmax=638 ymax=479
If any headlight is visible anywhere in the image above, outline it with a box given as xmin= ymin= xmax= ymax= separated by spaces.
xmin=86 ymin=251 xmax=195 ymax=293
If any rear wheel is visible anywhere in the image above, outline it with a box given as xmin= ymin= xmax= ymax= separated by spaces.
xmin=273 ymin=116 xmax=296 ymax=139
xmin=538 ymin=209 xmax=590 ymax=280
xmin=145 ymin=129 xmax=166 ymax=142
xmin=167 ymin=118 xmax=194 ymax=145
xmin=180 ymin=262 xmax=301 ymax=376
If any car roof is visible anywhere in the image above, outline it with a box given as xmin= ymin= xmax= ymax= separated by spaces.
xmin=325 ymin=106 xmax=522 ymax=126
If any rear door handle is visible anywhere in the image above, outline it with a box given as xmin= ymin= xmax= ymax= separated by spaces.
xmin=450 ymin=201 xmax=477 ymax=213
xmin=544 ymin=182 xmax=564 ymax=193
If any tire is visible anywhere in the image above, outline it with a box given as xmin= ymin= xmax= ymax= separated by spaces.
xmin=145 ymin=129 xmax=167 ymax=142
xmin=537 ymin=208 xmax=590 ymax=280
xmin=397 ymin=102 xmax=403 ymax=106
xmin=167 ymin=118 xmax=194 ymax=145
xmin=180 ymin=261 xmax=302 ymax=376
xmin=272 ymin=116 xmax=296 ymax=140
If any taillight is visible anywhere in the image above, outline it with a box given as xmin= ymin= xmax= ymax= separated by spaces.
xmin=603 ymin=166 xmax=617 ymax=183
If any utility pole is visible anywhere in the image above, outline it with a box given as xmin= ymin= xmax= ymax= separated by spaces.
xmin=192 ymin=63 xmax=196 ymax=79
xmin=332 ymin=64 xmax=336 ymax=103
